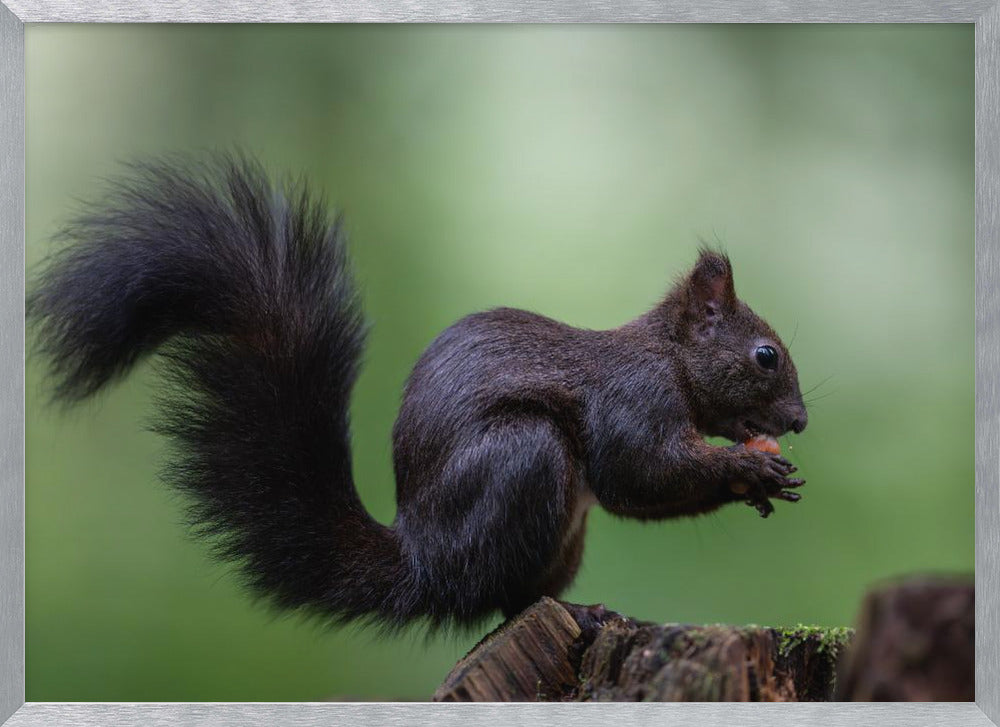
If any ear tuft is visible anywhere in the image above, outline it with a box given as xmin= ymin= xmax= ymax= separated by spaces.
xmin=685 ymin=248 xmax=736 ymax=338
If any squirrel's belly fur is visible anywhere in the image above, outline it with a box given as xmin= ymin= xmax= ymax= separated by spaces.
xmin=29 ymin=152 xmax=808 ymax=633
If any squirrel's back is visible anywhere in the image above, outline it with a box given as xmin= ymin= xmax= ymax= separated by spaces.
xmin=392 ymin=308 xmax=593 ymax=493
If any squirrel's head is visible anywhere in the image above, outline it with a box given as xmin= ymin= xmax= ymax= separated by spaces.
xmin=661 ymin=249 xmax=808 ymax=443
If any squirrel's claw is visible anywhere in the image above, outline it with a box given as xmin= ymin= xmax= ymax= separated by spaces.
xmin=751 ymin=498 xmax=776 ymax=518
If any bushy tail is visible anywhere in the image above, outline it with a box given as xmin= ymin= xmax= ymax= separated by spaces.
xmin=29 ymin=154 xmax=420 ymax=628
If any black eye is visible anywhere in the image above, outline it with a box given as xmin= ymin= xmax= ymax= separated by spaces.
xmin=755 ymin=345 xmax=779 ymax=370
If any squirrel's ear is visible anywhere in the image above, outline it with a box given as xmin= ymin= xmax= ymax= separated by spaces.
xmin=684 ymin=250 xmax=735 ymax=339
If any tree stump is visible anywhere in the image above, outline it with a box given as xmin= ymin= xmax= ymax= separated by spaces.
xmin=433 ymin=598 xmax=851 ymax=702
xmin=835 ymin=576 xmax=974 ymax=701
xmin=433 ymin=575 xmax=974 ymax=702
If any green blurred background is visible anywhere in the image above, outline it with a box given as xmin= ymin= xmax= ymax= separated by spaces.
xmin=25 ymin=24 xmax=973 ymax=701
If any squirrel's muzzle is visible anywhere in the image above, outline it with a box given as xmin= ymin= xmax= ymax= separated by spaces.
xmin=788 ymin=404 xmax=808 ymax=434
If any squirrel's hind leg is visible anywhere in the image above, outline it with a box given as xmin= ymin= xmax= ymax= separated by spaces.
xmin=397 ymin=416 xmax=579 ymax=626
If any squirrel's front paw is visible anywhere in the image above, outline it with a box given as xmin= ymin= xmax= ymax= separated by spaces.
xmin=730 ymin=448 xmax=805 ymax=518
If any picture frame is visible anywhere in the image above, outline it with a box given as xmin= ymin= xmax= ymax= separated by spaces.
xmin=1 ymin=2 xmax=997 ymax=726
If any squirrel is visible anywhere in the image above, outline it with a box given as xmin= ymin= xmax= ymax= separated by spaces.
xmin=28 ymin=153 xmax=808 ymax=631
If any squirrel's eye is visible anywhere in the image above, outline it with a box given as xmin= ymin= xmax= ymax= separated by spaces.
xmin=755 ymin=345 xmax=779 ymax=370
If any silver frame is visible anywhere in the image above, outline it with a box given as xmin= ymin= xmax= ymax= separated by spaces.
xmin=1 ymin=3 xmax=996 ymax=726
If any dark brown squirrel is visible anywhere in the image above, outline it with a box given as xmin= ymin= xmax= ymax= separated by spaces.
xmin=28 ymin=153 xmax=807 ymax=632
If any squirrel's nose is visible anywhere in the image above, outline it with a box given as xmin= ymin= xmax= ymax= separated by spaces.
xmin=790 ymin=411 xmax=808 ymax=434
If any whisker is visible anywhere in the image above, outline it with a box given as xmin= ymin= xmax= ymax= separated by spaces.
xmin=788 ymin=321 xmax=799 ymax=349
xmin=804 ymin=389 xmax=839 ymax=405
xmin=801 ymin=374 xmax=835 ymax=399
